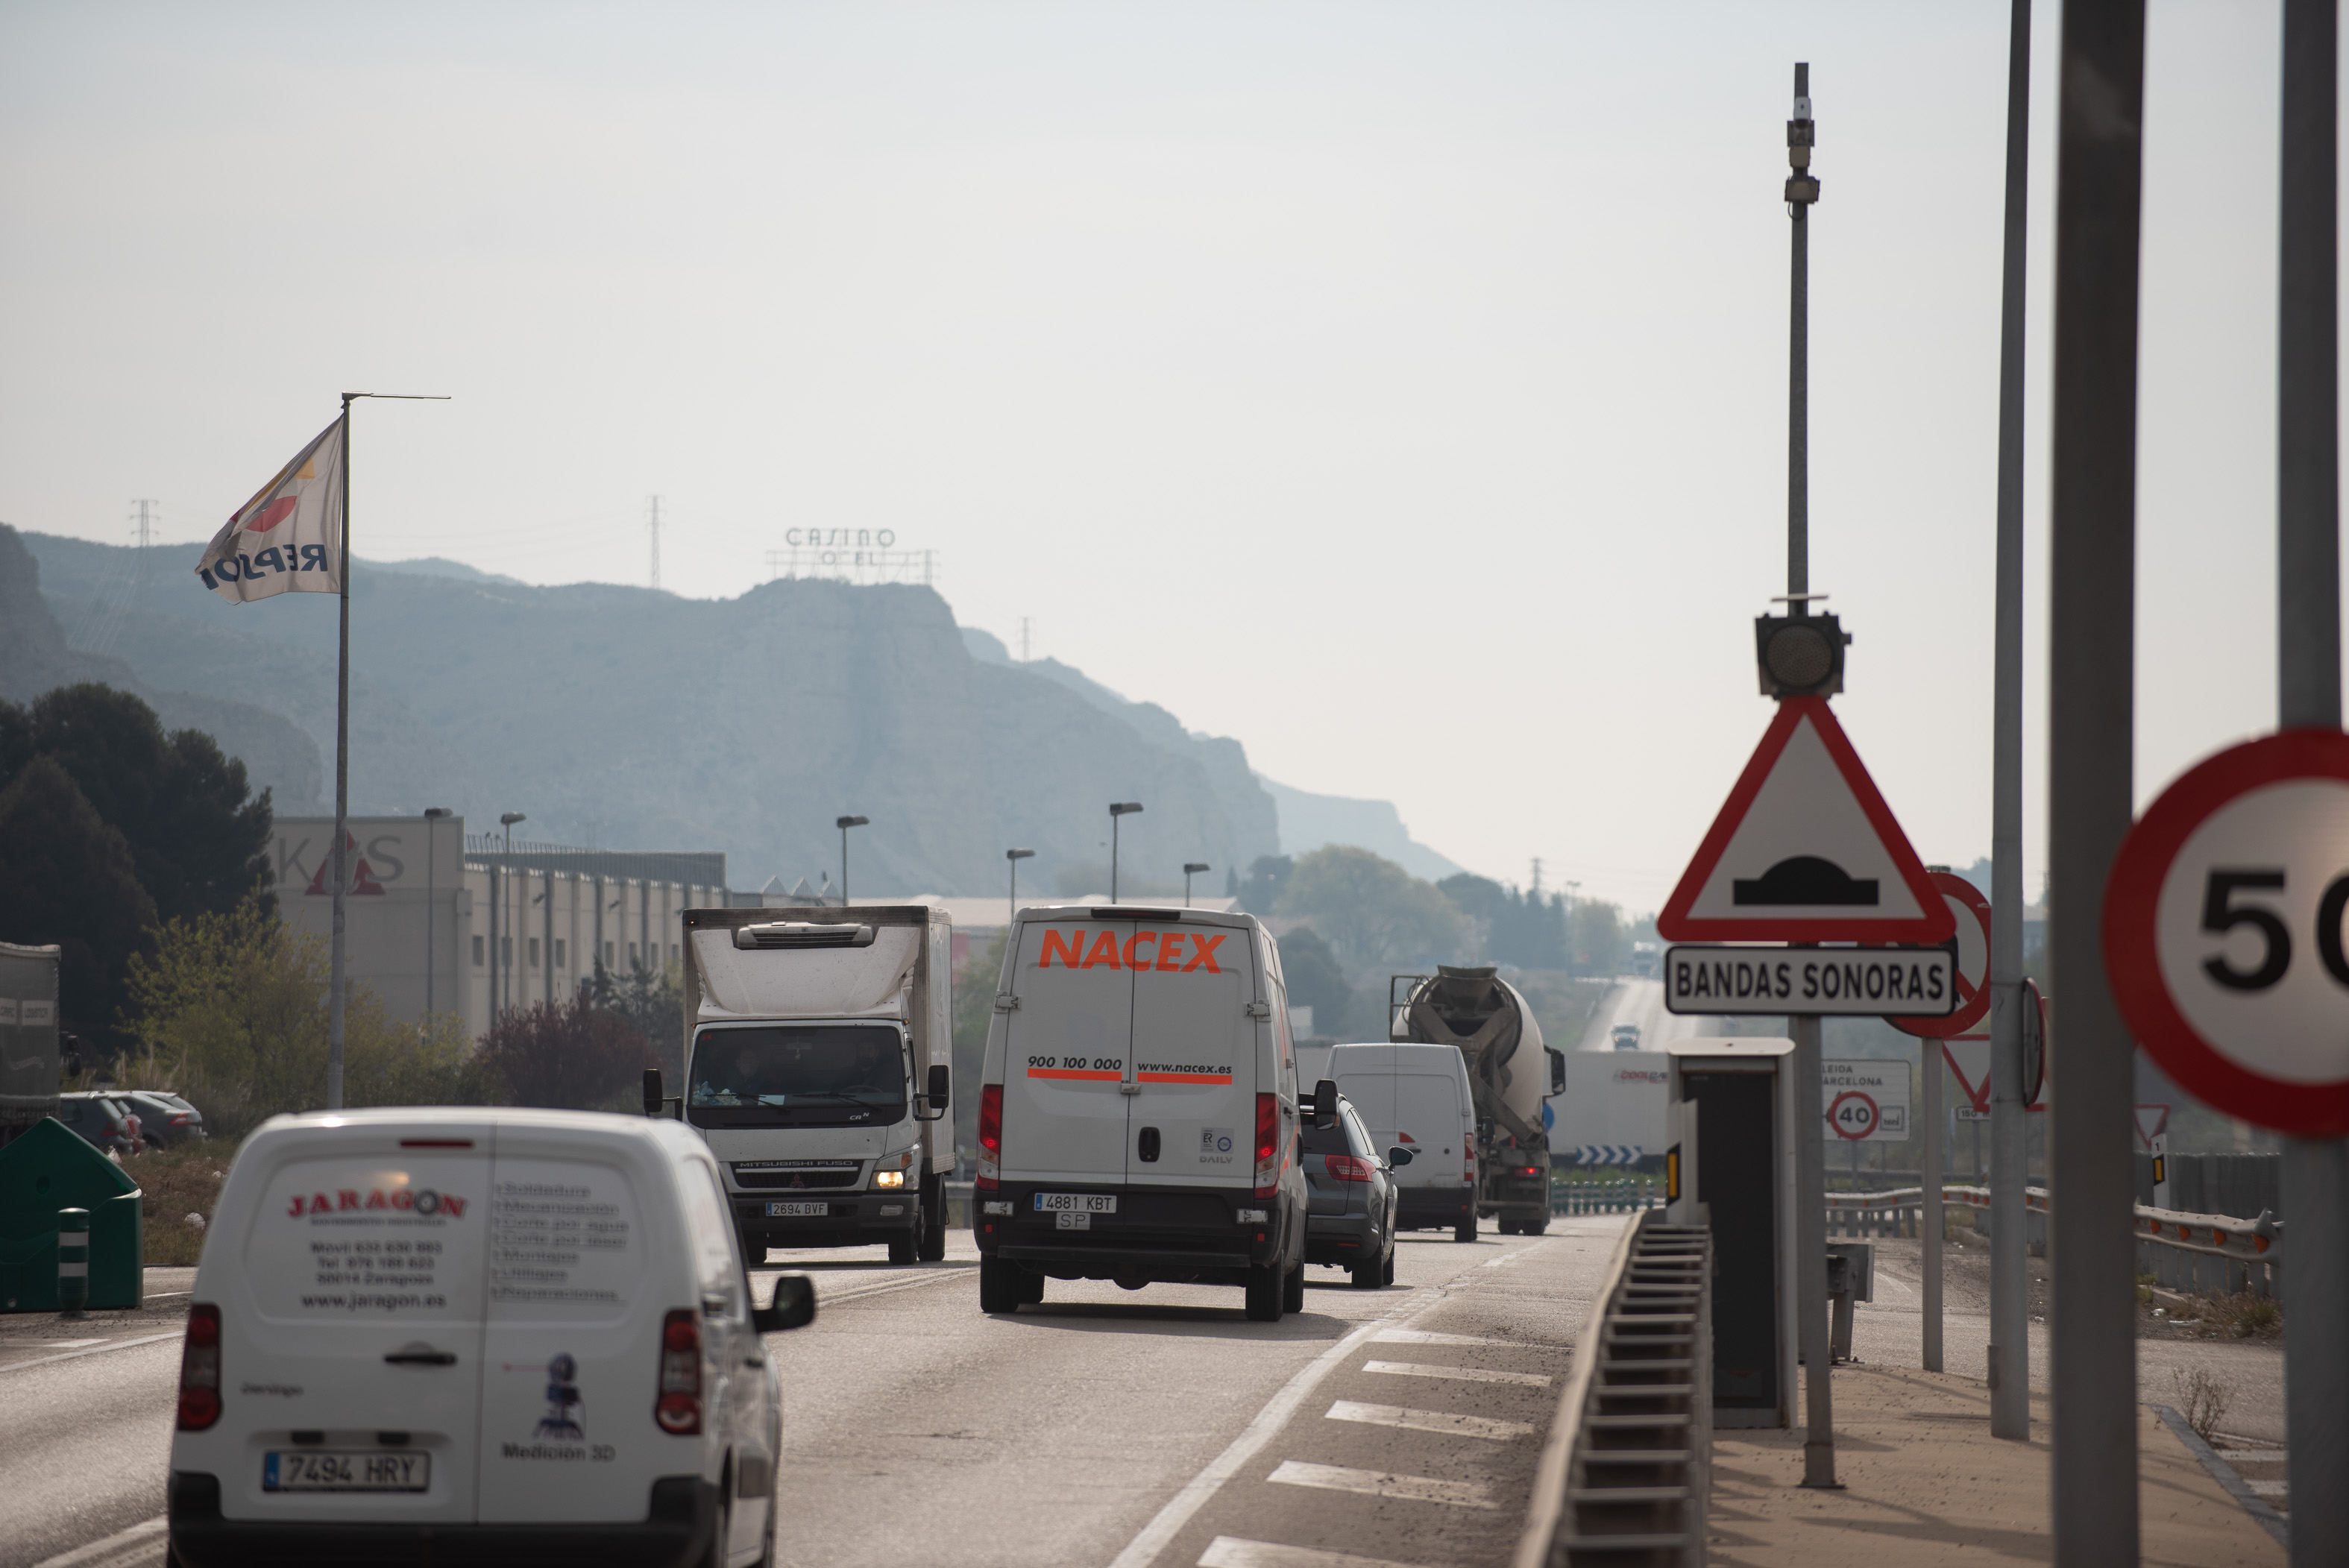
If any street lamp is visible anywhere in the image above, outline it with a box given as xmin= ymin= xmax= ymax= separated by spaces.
xmin=1183 ymin=862 xmax=1210 ymax=908
xmin=1006 ymin=848 xmax=1035 ymax=926
xmin=1108 ymin=802 xmax=1143 ymax=903
xmin=423 ymin=807 xmax=451 ymax=1020
xmin=836 ymin=816 xmax=869 ymax=906
xmin=498 ymin=813 xmax=525 ymax=1020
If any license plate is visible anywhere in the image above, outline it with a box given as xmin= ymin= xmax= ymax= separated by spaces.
xmin=1056 ymin=1211 xmax=1091 ymax=1230
xmin=1033 ymin=1193 xmax=1116 ymax=1214
xmin=264 ymin=1450 xmax=429 ymax=1492
xmin=767 ymin=1201 xmax=831 ymax=1218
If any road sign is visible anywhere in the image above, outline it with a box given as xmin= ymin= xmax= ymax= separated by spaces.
xmin=1663 ymin=944 xmax=1955 ymax=1016
xmin=1887 ymin=872 xmax=1991 ymax=1036
xmin=1823 ymin=1058 xmax=1909 ymax=1141
xmin=1658 ymin=696 xmax=1955 ymax=943
xmin=1573 ymin=1144 xmax=1644 ymax=1166
xmin=2133 ymin=1103 xmax=2170 ymax=1148
xmin=2020 ymin=978 xmax=2047 ymax=1106
xmin=1942 ymin=1037 xmax=1991 ymax=1113
xmin=1955 ymin=1106 xmax=1990 ymax=1122
xmin=2104 ymin=729 xmax=2349 ymax=1135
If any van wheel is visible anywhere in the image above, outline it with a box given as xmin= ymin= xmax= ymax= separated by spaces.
xmin=1382 ymin=1246 xmax=1396 ymax=1285
xmin=1453 ymin=1216 xmax=1478 ymax=1243
xmin=1244 ymin=1263 xmax=1284 ymax=1321
xmin=979 ymin=1257 xmax=1023 ymax=1313
xmin=1282 ymin=1261 xmax=1305 ymax=1312
xmin=1019 ymin=1268 xmax=1045 ymax=1305
xmin=1350 ymin=1253 xmax=1383 ymax=1289
xmin=917 ymin=1179 xmax=947 ymax=1262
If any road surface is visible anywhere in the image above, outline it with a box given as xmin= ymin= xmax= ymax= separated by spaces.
xmin=5 ymin=1221 xmax=1629 ymax=1568
xmin=1570 ymin=977 xmax=1709 ymax=1053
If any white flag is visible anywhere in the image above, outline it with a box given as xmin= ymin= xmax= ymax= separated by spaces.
xmin=195 ymin=416 xmax=346 ymax=602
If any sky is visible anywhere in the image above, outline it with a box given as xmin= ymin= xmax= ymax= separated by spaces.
xmin=0 ymin=1 xmax=2330 ymax=912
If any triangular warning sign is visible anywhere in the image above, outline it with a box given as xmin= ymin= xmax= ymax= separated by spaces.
xmin=1658 ymin=697 xmax=1953 ymax=942
xmin=304 ymin=831 xmax=387 ymax=897
xmin=2133 ymin=1103 xmax=2170 ymax=1148
xmin=1943 ymin=1038 xmax=1992 ymax=1113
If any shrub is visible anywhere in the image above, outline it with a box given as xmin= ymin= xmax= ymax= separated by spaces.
xmin=477 ymin=996 xmax=652 ymax=1111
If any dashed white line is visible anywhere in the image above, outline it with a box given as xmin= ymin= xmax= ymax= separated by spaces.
xmin=0 ymin=1332 xmax=181 ymax=1375
xmin=1325 ymin=1399 xmax=1534 ymax=1441
xmin=1362 ymin=1358 xmax=1550 ymax=1388
xmin=29 ymin=1516 xmax=166 ymax=1568
xmin=1371 ymin=1328 xmax=1544 ymax=1349
xmin=1266 ymin=1460 xmax=1495 ymax=1509
xmin=1198 ymin=1535 xmax=1438 ymax=1568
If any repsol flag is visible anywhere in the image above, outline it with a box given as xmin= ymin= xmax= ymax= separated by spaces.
xmin=195 ymin=416 xmax=345 ymax=602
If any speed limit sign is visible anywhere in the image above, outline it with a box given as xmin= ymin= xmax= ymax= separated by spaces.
xmin=2105 ymin=729 xmax=2349 ymax=1135
xmin=1827 ymin=1090 xmax=1880 ymax=1141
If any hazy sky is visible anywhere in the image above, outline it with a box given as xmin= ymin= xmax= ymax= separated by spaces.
xmin=1 ymin=2 xmax=2327 ymax=909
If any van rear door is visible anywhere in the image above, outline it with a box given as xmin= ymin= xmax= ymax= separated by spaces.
xmin=475 ymin=1121 xmax=667 ymax=1524
xmin=225 ymin=1128 xmax=489 ymax=1524
xmin=999 ymin=916 xmax=1131 ymax=1186
xmin=1392 ymin=1071 xmax=1468 ymax=1189
xmin=1126 ymin=916 xmax=1256 ymax=1186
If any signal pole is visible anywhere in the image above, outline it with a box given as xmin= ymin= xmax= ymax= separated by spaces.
xmin=648 ymin=495 xmax=662 ymax=590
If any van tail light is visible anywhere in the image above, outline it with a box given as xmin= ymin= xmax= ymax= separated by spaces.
xmin=1324 ymin=1154 xmax=1374 ymax=1183
xmin=1465 ymin=1154 xmax=1477 ymax=1186
xmin=655 ymin=1310 xmax=702 ymax=1435
xmin=975 ymin=1084 xmax=1004 ymax=1191
xmin=1254 ymin=1093 xmax=1280 ymax=1198
xmin=177 ymin=1304 xmax=222 ymax=1430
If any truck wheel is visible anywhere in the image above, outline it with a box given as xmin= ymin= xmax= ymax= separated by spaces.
xmin=1524 ymin=1210 xmax=1549 ymax=1236
xmin=979 ymin=1257 xmax=1023 ymax=1314
xmin=1453 ymin=1215 xmax=1478 ymax=1243
xmin=917 ymin=1180 xmax=947 ymax=1262
xmin=1283 ymin=1261 xmax=1305 ymax=1313
xmin=738 ymin=1228 xmax=767 ymax=1267
xmin=1243 ymin=1263 xmax=1284 ymax=1322
xmin=887 ymin=1220 xmax=918 ymax=1265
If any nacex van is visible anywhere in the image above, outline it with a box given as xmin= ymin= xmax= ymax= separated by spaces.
xmin=167 ymin=1107 xmax=814 ymax=1568
xmin=972 ymin=905 xmax=1315 ymax=1321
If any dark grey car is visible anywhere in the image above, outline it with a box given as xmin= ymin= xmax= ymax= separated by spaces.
xmin=120 ymin=1089 xmax=206 ymax=1146
xmin=52 ymin=1092 xmax=141 ymax=1155
xmin=1301 ymin=1097 xmax=1400 ymax=1289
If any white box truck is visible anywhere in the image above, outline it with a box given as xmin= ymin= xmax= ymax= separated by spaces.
xmin=664 ymin=906 xmax=955 ymax=1265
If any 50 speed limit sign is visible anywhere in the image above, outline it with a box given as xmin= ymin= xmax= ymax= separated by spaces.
xmin=2105 ymin=729 xmax=2349 ymax=1135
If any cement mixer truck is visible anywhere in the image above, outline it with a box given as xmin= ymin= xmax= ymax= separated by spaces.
xmin=1389 ymin=966 xmax=1565 ymax=1235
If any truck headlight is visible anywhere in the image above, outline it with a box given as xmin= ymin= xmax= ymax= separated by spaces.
xmin=875 ymin=1170 xmax=905 ymax=1188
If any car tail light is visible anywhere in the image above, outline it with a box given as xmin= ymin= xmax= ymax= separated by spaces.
xmin=1253 ymin=1093 xmax=1280 ymax=1198
xmin=655 ymin=1310 xmax=702 ymax=1434
xmin=1521 ymin=1165 xmax=1541 ymax=1177
xmin=975 ymin=1084 xmax=1003 ymax=1191
xmin=1324 ymin=1154 xmax=1374 ymax=1183
xmin=177 ymin=1305 xmax=221 ymax=1430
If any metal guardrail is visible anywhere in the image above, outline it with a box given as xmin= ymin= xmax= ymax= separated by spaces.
xmin=1552 ymin=1180 xmax=1660 ymax=1215
xmin=1516 ymin=1210 xmax=1713 ymax=1568
xmin=1817 ymin=1185 xmax=2283 ymax=1297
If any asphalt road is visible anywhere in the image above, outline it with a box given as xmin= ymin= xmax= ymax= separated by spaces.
xmin=1570 ymin=977 xmax=1707 ymax=1054
xmin=5 ymin=1221 xmax=1628 ymax=1568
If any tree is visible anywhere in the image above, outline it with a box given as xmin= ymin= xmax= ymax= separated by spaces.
xmin=1275 ymin=847 xmax=1465 ymax=976
xmin=1273 ymin=925 xmax=1353 ymax=1038
xmin=950 ymin=931 xmax=1010 ymax=1163
xmin=1234 ymin=854 xmax=1293 ymax=916
xmin=478 ymin=997 xmax=650 ymax=1110
xmin=0 ymin=756 xmax=157 ymax=1054
xmin=1438 ymin=874 xmax=1569 ymax=970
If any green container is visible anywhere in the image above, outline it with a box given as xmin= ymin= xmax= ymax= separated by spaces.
xmin=0 ymin=1118 xmax=144 ymax=1312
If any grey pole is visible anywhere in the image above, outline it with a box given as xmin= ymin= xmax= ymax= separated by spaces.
xmin=2277 ymin=4 xmax=2344 ymax=1561
xmin=423 ymin=808 xmax=451 ymax=1020
xmin=1988 ymin=0 xmax=2036 ymax=1445
xmin=1782 ymin=61 xmax=1836 ymax=1490
xmin=1007 ymin=848 xmax=1034 ymax=929
xmin=2046 ymin=3 xmax=2145 ymax=1560
xmin=541 ymin=870 xmax=554 ymax=1007
xmin=1184 ymin=862 xmax=1210 ymax=909
xmin=1109 ymin=803 xmax=1142 ymax=904
xmin=836 ymin=816 xmax=869 ymax=907
xmin=1922 ymin=1037 xmax=1943 ymax=1372
xmin=327 ymin=395 xmax=353 ymax=1110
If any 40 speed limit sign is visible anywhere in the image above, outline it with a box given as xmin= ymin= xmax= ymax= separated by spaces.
xmin=2105 ymin=729 xmax=2349 ymax=1135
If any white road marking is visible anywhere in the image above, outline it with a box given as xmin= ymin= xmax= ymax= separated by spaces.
xmin=1104 ymin=1287 xmax=1446 ymax=1568
xmin=1371 ymin=1328 xmax=1548 ymax=1349
xmin=1198 ymin=1534 xmax=1438 ymax=1568
xmin=0 ymin=1332 xmax=180 ymax=1375
xmin=1266 ymin=1460 xmax=1495 ymax=1509
xmin=29 ymin=1516 xmax=166 ymax=1568
xmin=2216 ymin=1449 xmax=2287 ymax=1463
xmin=41 ymin=1338 xmax=108 ymax=1349
xmin=1325 ymin=1399 xmax=1534 ymax=1441
xmin=2250 ymin=1480 xmax=2290 ymax=1496
xmin=1362 ymin=1359 xmax=1550 ymax=1388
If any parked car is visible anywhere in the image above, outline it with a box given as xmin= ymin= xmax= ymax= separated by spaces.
xmin=53 ymin=1091 xmax=143 ymax=1156
xmin=121 ymin=1089 xmax=207 ymax=1147
xmin=1301 ymin=1093 xmax=1399 ymax=1288
xmin=168 ymin=1106 xmax=815 ymax=1568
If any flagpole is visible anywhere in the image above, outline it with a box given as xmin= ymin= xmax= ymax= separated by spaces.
xmin=328 ymin=392 xmax=354 ymax=1110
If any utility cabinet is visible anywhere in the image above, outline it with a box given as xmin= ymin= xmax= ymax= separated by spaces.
xmin=0 ymin=1118 xmax=145 ymax=1312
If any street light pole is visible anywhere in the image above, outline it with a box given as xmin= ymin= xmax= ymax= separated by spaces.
xmin=1108 ymin=803 xmax=1143 ymax=903
xmin=1007 ymin=848 xmax=1035 ymax=928
xmin=837 ymin=816 xmax=869 ymax=907
xmin=423 ymin=808 xmax=451 ymax=1021
xmin=1183 ymin=862 xmax=1209 ymax=907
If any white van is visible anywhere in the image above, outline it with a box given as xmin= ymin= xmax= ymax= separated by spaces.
xmin=166 ymin=1107 xmax=814 ymax=1568
xmin=1325 ymin=1043 xmax=1479 ymax=1242
xmin=972 ymin=905 xmax=1318 ymax=1321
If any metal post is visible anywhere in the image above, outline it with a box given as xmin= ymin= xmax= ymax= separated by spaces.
xmin=1989 ymin=0 xmax=2037 ymax=1446
xmin=1112 ymin=814 xmax=1122 ymax=904
xmin=2047 ymin=3 xmax=2145 ymax=1558
xmin=1922 ymin=1039 xmax=1944 ymax=1371
xmin=488 ymin=865 xmax=500 ymax=1026
xmin=424 ymin=813 xmax=436 ymax=1019
xmin=327 ymin=396 xmax=353 ymax=1110
xmin=2278 ymin=4 xmax=2344 ymax=1561
xmin=542 ymin=870 xmax=554 ymax=1007
xmin=56 ymin=1206 xmax=89 ymax=1320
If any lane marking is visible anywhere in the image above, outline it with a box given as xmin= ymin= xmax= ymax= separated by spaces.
xmin=1198 ymin=1535 xmax=1438 ymax=1568
xmin=30 ymin=1516 xmax=166 ymax=1568
xmin=1104 ymin=1285 xmax=1445 ymax=1568
xmin=807 ymin=1270 xmax=975 ymax=1309
xmin=1266 ymin=1460 xmax=1494 ymax=1510
xmin=1325 ymin=1399 xmax=1534 ymax=1441
xmin=1362 ymin=1359 xmax=1550 ymax=1388
xmin=1371 ymin=1328 xmax=1554 ymax=1349
xmin=0 ymin=1332 xmax=180 ymax=1375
